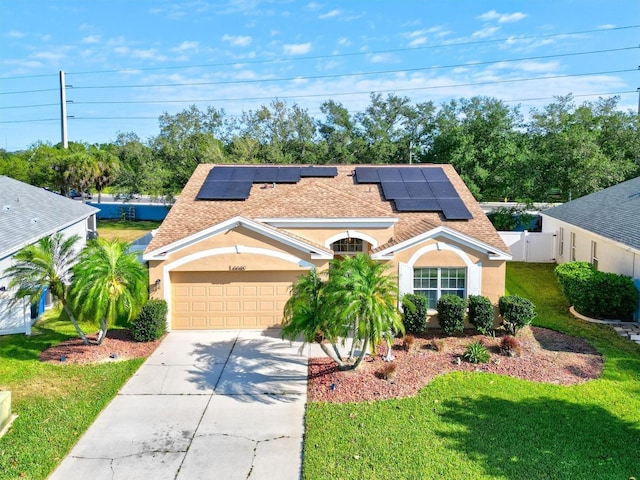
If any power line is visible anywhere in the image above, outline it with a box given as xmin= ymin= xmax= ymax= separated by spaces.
xmin=61 ymin=47 xmax=639 ymax=91
xmin=67 ymin=68 xmax=638 ymax=106
xmin=0 ymin=118 xmax=59 ymax=124
xmin=0 ymin=103 xmax=59 ymax=110
xmin=0 ymin=24 xmax=636 ymax=81
xmin=62 ymin=24 xmax=640 ymax=76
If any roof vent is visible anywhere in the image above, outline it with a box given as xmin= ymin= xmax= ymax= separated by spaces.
xmin=2 ymin=205 xmax=10 ymax=211
xmin=31 ymin=217 xmax=38 ymax=224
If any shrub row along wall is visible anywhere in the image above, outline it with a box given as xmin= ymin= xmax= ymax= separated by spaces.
xmin=554 ymin=262 xmax=639 ymax=321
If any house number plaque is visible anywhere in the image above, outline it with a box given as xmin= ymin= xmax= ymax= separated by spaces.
xmin=229 ymin=266 xmax=246 ymax=271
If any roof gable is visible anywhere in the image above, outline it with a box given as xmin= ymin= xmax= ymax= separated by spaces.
xmin=543 ymin=177 xmax=640 ymax=250
xmin=0 ymin=176 xmax=98 ymax=258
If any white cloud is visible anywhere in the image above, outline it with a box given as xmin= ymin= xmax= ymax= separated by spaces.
xmin=319 ymin=9 xmax=341 ymax=19
xmin=472 ymin=26 xmax=500 ymax=38
xmin=41 ymin=34 xmax=51 ymax=41
xmin=306 ymin=2 xmax=322 ymax=10
xmin=82 ymin=35 xmax=102 ymax=44
xmin=409 ymin=37 xmax=427 ymax=47
xmin=131 ymin=48 xmax=167 ymax=61
xmin=173 ymin=40 xmax=199 ymax=52
xmin=337 ymin=37 xmax=350 ymax=46
xmin=31 ymin=50 xmax=66 ymax=62
xmin=478 ymin=10 xmax=527 ymax=24
xmin=283 ymin=42 xmax=311 ymax=55
xmin=114 ymin=46 xmax=129 ymax=55
xmin=597 ymin=24 xmax=616 ymax=29
xmin=222 ymin=34 xmax=252 ymax=47
xmin=7 ymin=30 xmax=24 ymax=38
xmin=367 ymin=53 xmax=394 ymax=64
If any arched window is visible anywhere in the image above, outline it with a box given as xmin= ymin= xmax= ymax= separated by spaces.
xmin=331 ymin=237 xmax=364 ymax=254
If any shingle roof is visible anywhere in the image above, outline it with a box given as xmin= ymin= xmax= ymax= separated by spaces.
xmin=0 ymin=176 xmax=98 ymax=258
xmin=543 ymin=176 xmax=640 ymax=251
xmin=146 ymin=164 xmax=508 ymax=255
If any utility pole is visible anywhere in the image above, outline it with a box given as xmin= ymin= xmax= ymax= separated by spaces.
xmin=59 ymin=70 xmax=68 ymax=148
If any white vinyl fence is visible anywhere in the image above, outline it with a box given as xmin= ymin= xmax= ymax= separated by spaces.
xmin=499 ymin=231 xmax=557 ymax=263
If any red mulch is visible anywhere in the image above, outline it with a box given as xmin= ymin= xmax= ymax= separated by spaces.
xmin=308 ymin=326 xmax=603 ymax=403
xmin=38 ymin=329 xmax=163 ymax=365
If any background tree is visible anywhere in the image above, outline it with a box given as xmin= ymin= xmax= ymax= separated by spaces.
xmin=71 ymin=239 xmax=148 ymax=345
xmin=91 ymin=144 xmax=120 ymax=203
xmin=2 ymin=233 xmax=91 ymax=344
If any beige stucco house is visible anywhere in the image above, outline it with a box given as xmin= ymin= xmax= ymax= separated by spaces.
xmin=143 ymin=164 xmax=511 ymax=331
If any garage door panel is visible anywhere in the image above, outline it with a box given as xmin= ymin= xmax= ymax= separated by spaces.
xmin=171 ymin=271 xmax=298 ymax=330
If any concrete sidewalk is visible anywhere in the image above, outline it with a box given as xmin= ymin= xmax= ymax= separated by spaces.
xmin=49 ymin=330 xmax=310 ymax=480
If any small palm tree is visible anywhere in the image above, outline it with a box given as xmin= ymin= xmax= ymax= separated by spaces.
xmin=71 ymin=239 xmax=148 ymax=345
xmin=2 ymin=233 xmax=92 ymax=344
xmin=282 ymin=268 xmax=348 ymax=368
xmin=326 ymin=254 xmax=404 ymax=369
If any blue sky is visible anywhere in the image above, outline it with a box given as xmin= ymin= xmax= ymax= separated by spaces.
xmin=1 ymin=0 xmax=638 ymax=152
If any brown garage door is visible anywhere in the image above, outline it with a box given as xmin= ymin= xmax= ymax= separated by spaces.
xmin=171 ymin=271 xmax=299 ymax=329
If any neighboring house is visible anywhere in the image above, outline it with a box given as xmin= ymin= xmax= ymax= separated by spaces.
xmin=0 ymin=176 xmax=98 ymax=335
xmin=541 ymin=176 xmax=640 ymax=320
xmin=144 ymin=164 xmax=511 ymax=331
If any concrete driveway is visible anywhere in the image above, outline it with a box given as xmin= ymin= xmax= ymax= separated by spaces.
xmin=49 ymin=330 xmax=310 ymax=480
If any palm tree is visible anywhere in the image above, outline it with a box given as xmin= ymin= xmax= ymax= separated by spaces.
xmin=2 ymin=233 xmax=92 ymax=344
xmin=71 ymin=239 xmax=148 ymax=345
xmin=281 ymin=268 xmax=348 ymax=368
xmin=325 ymin=254 xmax=404 ymax=369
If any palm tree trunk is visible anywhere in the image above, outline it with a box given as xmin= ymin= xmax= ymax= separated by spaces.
xmin=319 ymin=342 xmax=346 ymax=368
xmin=96 ymin=318 xmax=108 ymax=345
xmin=351 ymin=337 xmax=370 ymax=370
xmin=62 ymin=302 xmax=92 ymax=345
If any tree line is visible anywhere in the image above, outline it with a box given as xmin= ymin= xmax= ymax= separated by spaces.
xmin=1 ymin=93 xmax=638 ymax=202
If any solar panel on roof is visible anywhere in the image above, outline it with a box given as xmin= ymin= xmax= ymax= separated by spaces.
xmin=406 ymin=181 xmax=434 ymax=199
xmin=276 ymin=167 xmax=301 ymax=183
xmin=428 ymin=180 xmax=458 ymax=198
xmin=400 ymin=168 xmax=427 ymax=182
xmin=208 ymin=166 xmax=235 ymax=181
xmin=381 ymin=182 xmax=410 ymax=199
xmin=196 ymin=181 xmax=228 ymax=200
xmin=300 ymin=166 xmax=338 ymax=177
xmin=222 ymin=181 xmax=252 ymax=199
xmin=438 ymin=198 xmax=473 ymax=220
xmin=354 ymin=167 xmax=380 ymax=183
xmin=394 ymin=198 xmax=442 ymax=212
xmin=230 ymin=167 xmax=256 ymax=182
xmin=253 ymin=167 xmax=279 ymax=183
xmin=377 ymin=168 xmax=403 ymax=182
xmin=421 ymin=167 xmax=448 ymax=182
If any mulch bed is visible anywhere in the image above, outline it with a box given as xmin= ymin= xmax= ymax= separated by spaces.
xmin=38 ymin=329 xmax=162 ymax=365
xmin=308 ymin=326 xmax=603 ymax=403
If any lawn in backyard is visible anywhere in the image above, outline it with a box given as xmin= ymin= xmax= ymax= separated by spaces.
xmin=96 ymin=219 xmax=161 ymax=243
xmin=303 ymin=263 xmax=640 ymax=479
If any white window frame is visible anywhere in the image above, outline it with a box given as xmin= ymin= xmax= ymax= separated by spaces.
xmin=591 ymin=240 xmax=598 ymax=270
xmin=570 ymin=232 xmax=576 ymax=261
xmin=413 ymin=266 xmax=466 ymax=310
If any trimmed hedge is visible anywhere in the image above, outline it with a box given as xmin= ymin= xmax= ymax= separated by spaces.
xmin=499 ymin=295 xmax=536 ymax=335
xmin=130 ymin=299 xmax=167 ymax=342
xmin=555 ymin=262 xmax=638 ymax=321
xmin=436 ymin=294 xmax=466 ymax=336
xmin=402 ymin=293 xmax=428 ymax=334
xmin=468 ymin=295 xmax=495 ymax=334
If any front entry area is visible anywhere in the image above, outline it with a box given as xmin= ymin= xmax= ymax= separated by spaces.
xmin=171 ymin=271 xmax=300 ymax=329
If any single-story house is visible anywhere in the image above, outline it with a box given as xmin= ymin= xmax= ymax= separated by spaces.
xmin=0 ymin=176 xmax=98 ymax=335
xmin=144 ymin=164 xmax=511 ymax=331
xmin=541 ymin=176 xmax=640 ymax=320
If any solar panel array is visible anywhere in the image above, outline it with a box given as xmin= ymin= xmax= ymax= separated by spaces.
xmin=354 ymin=166 xmax=473 ymax=220
xmin=196 ymin=165 xmax=338 ymax=200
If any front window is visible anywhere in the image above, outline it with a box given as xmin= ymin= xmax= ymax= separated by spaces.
xmin=591 ymin=241 xmax=598 ymax=270
xmin=331 ymin=238 xmax=364 ymax=254
xmin=413 ymin=267 xmax=466 ymax=310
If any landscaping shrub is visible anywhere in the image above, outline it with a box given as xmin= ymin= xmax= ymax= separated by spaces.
xmin=130 ymin=299 xmax=167 ymax=342
xmin=377 ymin=362 xmax=397 ymax=380
xmin=401 ymin=294 xmax=428 ymax=334
xmin=500 ymin=335 xmax=522 ymax=357
xmin=463 ymin=340 xmax=490 ymax=364
xmin=499 ymin=295 xmax=536 ymax=335
xmin=431 ymin=338 xmax=446 ymax=352
xmin=468 ymin=295 xmax=495 ymax=334
xmin=555 ymin=262 xmax=638 ymax=320
xmin=436 ymin=294 xmax=466 ymax=336
xmin=402 ymin=334 xmax=415 ymax=352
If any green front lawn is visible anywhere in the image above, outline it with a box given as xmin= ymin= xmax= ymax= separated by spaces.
xmin=303 ymin=263 xmax=640 ymax=479
xmin=0 ymin=312 xmax=144 ymax=480
xmin=96 ymin=220 xmax=161 ymax=243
